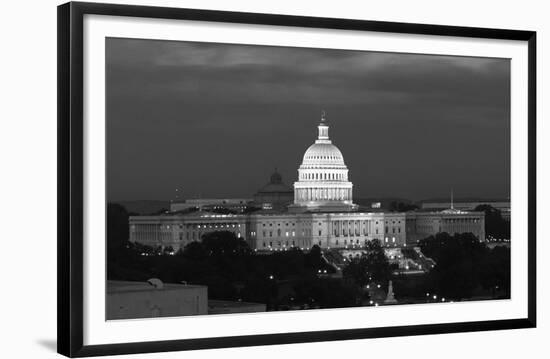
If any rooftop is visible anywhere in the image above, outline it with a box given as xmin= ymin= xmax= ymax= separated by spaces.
xmin=107 ymin=280 xmax=206 ymax=293
xmin=419 ymin=197 xmax=510 ymax=203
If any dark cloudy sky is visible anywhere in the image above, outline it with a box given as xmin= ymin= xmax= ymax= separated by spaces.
xmin=106 ymin=37 xmax=510 ymax=202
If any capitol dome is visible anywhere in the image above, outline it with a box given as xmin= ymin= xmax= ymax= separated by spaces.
xmin=301 ymin=142 xmax=346 ymax=167
xmin=289 ymin=113 xmax=357 ymax=213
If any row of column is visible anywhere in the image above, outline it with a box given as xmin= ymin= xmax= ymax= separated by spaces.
xmin=131 ymin=224 xmax=160 ymax=242
xmin=331 ymin=219 xmax=374 ymax=237
xmin=300 ymin=172 xmax=346 ymax=181
xmin=296 ymin=187 xmax=352 ymax=201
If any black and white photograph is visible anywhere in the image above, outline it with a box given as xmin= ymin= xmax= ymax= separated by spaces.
xmin=106 ymin=38 xmax=512 ymax=320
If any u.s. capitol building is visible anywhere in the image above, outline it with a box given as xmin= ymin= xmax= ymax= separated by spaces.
xmin=129 ymin=114 xmax=485 ymax=252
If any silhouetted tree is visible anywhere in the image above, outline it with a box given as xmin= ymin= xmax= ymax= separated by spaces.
xmin=343 ymin=256 xmax=370 ymax=287
xmin=474 ymin=204 xmax=510 ymax=240
xmin=201 ymin=231 xmax=251 ymax=256
xmin=420 ymin=232 xmax=497 ymax=300
xmin=389 ymin=201 xmax=419 ymax=212
xmin=304 ymin=245 xmax=324 ymax=269
xmin=293 ymin=278 xmax=360 ymax=308
xmin=480 ymin=245 xmax=511 ymax=298
xmin=343 ymin=239 xmax=391 ymax=289
xmin=107 ymin=203 xmax=132 ymax=250
xmin=364 ymin=239 xmax=392 ymax=285
xmin=181 ymin=241 xmax=208 ymax=260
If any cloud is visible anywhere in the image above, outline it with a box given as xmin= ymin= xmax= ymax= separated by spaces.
xmin=106 ymin=38 xmax=510 ymax=201
xmin=107 ymin=39 xmax=508 ymax=110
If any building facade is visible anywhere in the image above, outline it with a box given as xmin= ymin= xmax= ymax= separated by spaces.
xmin=129 ymin=209 xmax=484 ymax=252
xmin=170 ymin=198 xmax=252 ymax=213
xmin=420 ymin=199 xmax=510 ymax=220
xmin=106 ymin=280 xmax=207 ymax=320
xmin=129 ymin=114 xmax=485 ymax=252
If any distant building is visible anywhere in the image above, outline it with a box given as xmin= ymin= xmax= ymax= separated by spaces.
xmin=129 ymin=113 xmax=485 ymax=251
xmin=420 ymin=199 xmax=510 ymax=220
xmin=170 ymin=198 xmax=253 ymax=213
xmin=130 ymin=211 xmax=247 ymax=250
xmin=406 ymin=209 xmax=485 ymax=244
xmin=107 ymin=280 xmax=207 ymax=320
xmin=253 ymin=170 xmax=294 ymax=210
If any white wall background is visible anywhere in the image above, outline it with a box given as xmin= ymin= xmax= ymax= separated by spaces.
xmin=0 ymin=0 xmax=547 ymax=358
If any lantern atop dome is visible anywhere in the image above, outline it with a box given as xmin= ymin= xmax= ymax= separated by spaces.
xmin=317 ymin=110 xmax=330 ymax=141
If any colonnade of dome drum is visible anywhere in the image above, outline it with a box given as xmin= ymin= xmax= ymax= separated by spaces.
xmin=298 ymin=171 xmax=348 ymax=181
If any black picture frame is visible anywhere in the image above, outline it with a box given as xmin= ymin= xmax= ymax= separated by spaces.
xmin=58 ymin=1 xmax=537 ymax=357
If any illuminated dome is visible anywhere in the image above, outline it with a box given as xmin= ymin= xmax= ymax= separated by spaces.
xmin=289 ymin=113 xmax=357 ymax=213
xmin=301 ymin=142 xmax=346 ymax=167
